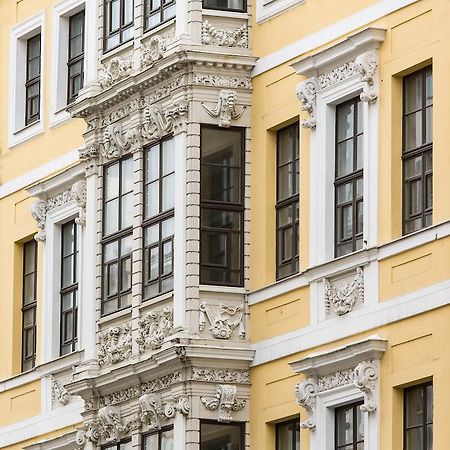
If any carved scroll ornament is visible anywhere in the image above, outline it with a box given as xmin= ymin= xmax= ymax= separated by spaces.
xmin=139 ymin=393 xmax=189 ymax=430
xmin=202 ymin=89 xmax=245 ymax=128
xmin=141 ymin=35 xmax=166 ymax=69
xmin=295 ymin=378 xmax=318 ymax=429
xmin=99 ymin=56 xmax=133 ymax=89
xmin=355 ymin=51 xmax=379 ymax=103
xmin=201 ymin=384 xmax=246 ymax=423
xmin=199 ymin=302 xmax=245 ymax=339
xmin=296 ymin=78 xmax=317 ymax=129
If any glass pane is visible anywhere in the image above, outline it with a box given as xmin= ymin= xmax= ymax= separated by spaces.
xmin=337 ymin=102 xmax=354 ymax=141
xmin=201 ymin=231 xmax=227 ymax=266
xmin=425 ymin=106 xmax=433 ymax=144
xmin=200 ymin=422 xmax=241 ymax=450
xmin=62 ymin=223 xmax=75 ymax=256
xmin=161 ymin=428 xmax=174 ymax=450
xmin=404 ymin=112 xmax=422 ymax=150
xmin=144 ymin=434 xmax=158 ymax=450
xmin=149 ymin=246 xmax=159 ymax=279
xmin=405 ymin=156 xmax=422 ymax=179
xmin=278 ymin=204 xmax=296 ymax=226
xmin=122 ymin=26 xmax=133 ymax=42
xmin=62 ymin=292 xmax=73 ymax=311
xmin=404 ymin=217 xmax=422 ymax=234
xmin=146 ymin=181 xmax=160 ymax=218
xmin=356 ymin=200 xmax=363 ymax=234
xmin=163 ymin=3 xmax=176 ymax=20
xmin=110 ymin=0 xmax=120 ymax=30
xmin=23 ymin=309 xmax=34 ymax=327
xmin=69 ymin=35 xmax=83 ymax=59
xmin=104 ymin=199 xmax=119 ymax=235
xmin=201 ymin=209 xmax=241 ymax=230
xmin=202 ymin=165 xmax=240 ymax=203
xmin=28 ymin=36 xmax=40 ymax=59
xmin=121 ymin=192 xmax=133 ymax=229
xmin=336 ymin=406 xmax=354 ymax=446
xmin=124 ymin=0 xmax=134 ymax=24
xmin=356 ymin=405 xmax=364 ymax=441
xmin=120 ymin=291 xmax=132 ymax=308
xmin=62 ymin=255 xmax=74 ymax=287
xmin=105 ymin=163 xmax=119 ymax=200
xmin=162 ymin=173 xmax=175 ymax=211
xmin=121 ymin=234 xmax=133 ymax=255
xmin=427 ymin=424 xmax=433 ymax=450
xmin=106 ymin=34 xmax=119 ymax=51
xmin=162 ymin=217 xmax=174 ymax=239
xmin=24 ymin=243 xmax=36 ymax=274
xmin=406 ymin=387 xmax=424 ymax=427
xmin=406 ymin=427 xmax=424 ymax=450
xmin=278 ymin=126 xmax=297 ymax=166
xmin=147 ymin=144 xmax=160 ymax=181
xmin=23 ymin=274 xmax=36 ymax=304
xmin=145 ymin=224 xmax=159 ymax=246
xmin=405 ymin=73 xmax=422 ymax=113
xmin=64 ymin=311 xmax=73 ymax=341
xmin=28 ymin=59 xmax=40 ymax=80
xmin=337 ymin=182 xmax=353 ymax=204
xmin=341 ymin=204 xmax=353 ymax=240
xmin=356 ymin=134 xmax=364 ymax=169
xmin=163 ymin=139 xmax=175 ymax=175
xmin=121 ymin=256 xmax=131 ymax=291
xmin=161 ymin=275 xmax=173 ymax=293
xmin=70 ymin=12 xmax=84 ymax=39
xmin=426 ymin=175 xmax=432 ymax=210
xmin=336 ymin=140 xmax=354 ymax=177
xmin=278 ymin=163 xmax=295 ymax=199
xmin=26 ymin=328 xmax=34 ymax=357
xmin=107 ymin=263 xmax=118 ymax=295
xmin=122 ymin=158 xmax=133 ymax=193
xmin=409 ymin=180 xmax=422 ymax=216
xmin=425 ymin=69 xmax=433 ymax=106
xmin=104 ymin=241 xmax=118 ymax=263
xmin=426 ymin=385 xmax=433 ymax=423
xmin=145 ymin=281 xmax=159 ymax=299
xmin=283 ymin=226 xmax=293 ymax=260
xmin=162 ymin=241 xmax=173 ymax=275
xmin=357 ymin=101 xmax=364 ymax=134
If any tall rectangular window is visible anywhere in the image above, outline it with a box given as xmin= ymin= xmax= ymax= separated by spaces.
xmin=402 ymin=66 xmax=433 ymax=235
xmin=335 ymin=402 xmax=364 ymax=450
xmin=25 ymin=34 xmax=41 ymax=125
xmin=67 ymin=10 xmax=85 ymax=104
xmin=104 ymin=0 xmax=134 ymax=52
xmin=143 ymin=427 xmax=174 ymax=449
xmin=202 ymin=0 xmax=245 ymax=12
xmin=102 ymin=157 xmax=133 ymax=315
xmin=200 ymin=126 xmax=244 ymax=287
xmin=200 ymin=421 xmax=244 ymax=450
xmin=22 ymin=240 xmax=38 ymax=371
xmin=60 ymin=221 xmax=78 ymax=355
xmin=335 ymin=97 xmax=364 ymax=257
xmin=276 ymin=419 xmax=300 ymax=450
xmin=404 ymin=382 xmax=433 ymax=450
xmin=144 ymin=0 xmax=176 ymax=30
xmin=276 ymin=123 xmax=299 ymax=279
xmin=143 ymin=139 xmax=175 ymax=300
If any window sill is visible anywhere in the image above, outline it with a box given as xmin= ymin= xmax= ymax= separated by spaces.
xmin=49 ymin=108 xmax=72 ymax=129
xmin=140 ymin=290 xmax=173 ymax=309
xmin=101 ymin=39 xmax=134 ymax=62
xmin=9 ymin=120 xmax=44 ymax=148
xmin=142 ymin=18 xmax=176 ymax=40
xmin=98 ymin=306 xmax=132 ymax=325
xmin=199 ymin=284 xmax=247 ymax=295
xmin=202 ymin=8 xmax=249 ymax=19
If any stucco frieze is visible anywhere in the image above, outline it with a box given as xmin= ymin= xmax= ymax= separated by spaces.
xmin=199 ymin=302 xmax=245 ymax=339
xmin=201 ymin=21 xmax=248 ymax=48
xmin=193 ymin=73 xmax=252 ymax=90
xmin=192 ymin=368 xmax=250 ymax=384
xmin=201 ymin=384 xmax=246 ymax=423
xmin=136 ymin=308 xmax=174 ymax=353
xmin=317 ymin=61 xmax=356 ymax=89
xmin=202 ymin=89 xmax=246 ymax=128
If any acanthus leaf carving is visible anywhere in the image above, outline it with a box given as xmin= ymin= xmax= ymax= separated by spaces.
xmin=99 ymin=56 xmax=133 ymax=89
xmin=193 ymin=73 xmax=252 ymax=90
xmin=355 ymin=51 xmax=379 ymax=103
xmin=202 ymin=89 xmax=245 ymax=128
xmin=75 ymin=423 xmax=100 ymax=447
xmin=79 ymin=143 xmax=100 ymax=176
xmin=296 ymin=78 xmax=317 ymax=129
xmin=141 ymin=35 xmax=166 ymax=69
xmin=295 ymin=378 xmax=318 ymax=429
xmin=200 ymin=384 xmax=246 ymax=423
xmin=317 ymin=60 xmax=356 ymax=89
xmin=139 ymin=393 xmax=189 ymax=430
xmin=136 ymin=308 xmax=173 ymax=353
xmin=98 ymin=405 xmax=128 ymax=441
xmin=98 ymin=323 xmax=132 ymax=367
xmin=192 ymin=368 xmax=250 ymax=384
xmin=324 ymin=267 xmax=364 ymax=316
xmin=353 ymin=360 xmax=378 ymax=412
xmin=201 ymin=20 xmax=248 ymax=48
xmin=50 ymin=375 xmax=71 ymax=406
xmin=199 ymin=302 xmax=245 ymax=339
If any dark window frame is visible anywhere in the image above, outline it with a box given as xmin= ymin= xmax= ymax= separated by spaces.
xmin=200 ymin=419 xmax=245 ymax=450
xmin=22 ymin=240 xmax=38 ymax=372
xmin=60 ymin=220 xmax=79 ymax=356
xmin=143 ymin=137 xmax=175 ymax=301
xmin=142 ymin=426 xmax=174 ymax=449
xmin=67 ymin=9 xmax=85 ymax=104
xmin=403 ymin=381 xmax=433 ymax=450
xmin=200 ymin=125 xmax=245 ymax=287
xmin=275 ymin=418 xmax=300 ymax=450
xmin=334 ymin=401 xmax=364 ymax=450
xmin=402 ymin=66 xmax=433 ymax=235
xmin=101 ymin=156 xmax=133 ymax=316
xmin=334 ymin=97 xmax=364 ymax=258
xmin=25 ymin=34 xmax=41 ymax=126
xmin=276 ymin=122 xmax=299 ymax=280
xmin=101 ymin=439 xmax=132 ymax=450
xmin=103 ymin=0 xmax=134 ymax=53
xmin=202 ymin=0 xmax=246 ymax=13
xmin=144 ymin=0 xmax=176 ymax=31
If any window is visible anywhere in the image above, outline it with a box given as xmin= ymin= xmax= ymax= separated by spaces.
xmin=402 ymin=66 xmax=433 ymax=235
xmin=200 ymin=126 xmax=244 ymax=287
xmin=276 ymin=123 xmax=299 ymax=279
xmin=143 ymin=139 xmax=175 ymax=300
xmin=102 ymin=157 xmax=133 ymax=315
xmin=404 ymin=382 xmax=433 ymax=450
xmin=104 ymin=0 xmax=134 ymax=52
xmin=60 ymin=221 xmax=78 ymax=355
xmin=334 ymin=97 xmax=364 ymax=257
xmin=200 ymin=421 xmax=244 ymax=450
xmin=202 ymin=0 xmax=246 ymax=12
xmin=22 ymin=240 xmax=38 ymax=371
xmin=144 ymin=0 xmax=176 ymax=30
xmin=143 ymin=427 xmax=174 ymax=449
xmin=335 ymin=402 xmax=364 ymax=450
xmin=67 ymin=10 xmax=85 ymax=103
xmin=25 ymin=34 xmax=41 ymax=126
xmin=276 ymin=419 xmax=300 ymax=450
xmin=102 ymin=440 xmax=132 ymax=450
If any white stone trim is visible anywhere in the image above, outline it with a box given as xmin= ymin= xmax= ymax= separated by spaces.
xmin=256 ymin=0 xmax=305 ymax=24
xmin=23 ymin=430 xmax=78 ymax=450
xmin=252 ymin=277 xmax=450 ymax=366
xmin=8 ymin=12 xmax=45 ymax=148
xmin=252 ymin=0 xmax=421 ymax=77
xmin=50 ymin=0 xmax=86 ymax=128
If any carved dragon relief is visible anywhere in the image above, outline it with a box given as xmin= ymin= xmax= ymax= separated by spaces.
xmin=199 ymin=302 xmax=245 ymax=339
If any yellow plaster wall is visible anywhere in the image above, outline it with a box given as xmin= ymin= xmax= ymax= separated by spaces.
xmin=250 ymin=307 xmax=450 ymax=450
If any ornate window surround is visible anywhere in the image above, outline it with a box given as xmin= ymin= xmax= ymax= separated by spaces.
xmin=292 ymin=27 xmax=386 ymax=269
xmin=289 ymin=337 xmax=387 ymax=450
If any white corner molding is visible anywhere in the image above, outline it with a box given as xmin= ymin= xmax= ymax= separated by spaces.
xmin=256 ymin=0 xmax=305 ymax=23
xmin=8 ymin=12 xmax=45 ymax=148
xmin=24 ymin=431 xmax=78 ymax=450
xmin=291 ymin=337 xmax=386 ymax=450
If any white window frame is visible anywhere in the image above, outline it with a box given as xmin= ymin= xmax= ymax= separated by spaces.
xmin=50 ymin=0 xmax=86 ymax=127
xmin=9 ymin=12 xmax=45 ymax=148
xmin=256 ymin=0 xmax=305 ymax=23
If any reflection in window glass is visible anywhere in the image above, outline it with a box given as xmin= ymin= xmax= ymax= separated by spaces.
xmin=200 ymin=422 xmax=243 ymax=450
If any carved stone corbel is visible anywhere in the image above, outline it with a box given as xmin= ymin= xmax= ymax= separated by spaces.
xmin=295 ymin=378 xmax=318 ymax=429
xmin=296 ymin=78 xmax=317 ymax=129
xmin=139 ymin=393 xmax=189 ymax=430
xmin=75 ymin=423 xmax=100 ymax=447
xmin=98 ymin=405 xmax=128 ymax=441
xmin=140 ymin=106 xmax=160 ymax=142
xmin=79 ymin=143 xmax=100 ymax=176
xmin=200 ymin=385 xmax=246 ymax=423
xmin=355 ymin=50 xmax=379 ymax=103
xmin=141 ymin=35 xmax=166 ymax=69
xmin=353 ymin=360 xmax=378 ymax=412
xmin=72 ymin=180 xmax=87 ymax=226
xmin=31 ymin=200 xmax=48 ymax=241
xmin=51 ymin=375 xmax=71 ymax=406
xmin=202 ymin=90 xmax=245 ymax=128
xmin=199 ymin=302 xmax=245 ymax=339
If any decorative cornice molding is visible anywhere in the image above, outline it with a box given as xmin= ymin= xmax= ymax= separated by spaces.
xmin=201 ymin=384 xmax=246 ymax=423
xmin=50 ymin=375 xmax=71 ymax=406
xmin=201 ymin=21 xmax=248 ymax=48
xmin=136 ymin=308 xmax=173 ymax=353
xmin=317 ymin=60 xmax=356 ymax=90
xmin=98 ymin=323 xmax=132 ymax=367
xmin=193 ymin=73 xmax=252 ymax=90
xmin=202 ymin=89 xmax=245 ymax=128
xmin=296 ymin=78 xmax=317 ymax=129
xmin=199 ymin=302 xmax=245 ymax=339
xmin=141 ymin=35 xmax=166 ymax=69
xmin=192 ymin=368 xmax=250 ymax=384
xmin=99 ymin=56 xmax=133 ymax=89
xmin=324 ymin=267 xmax=364 ymax=316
